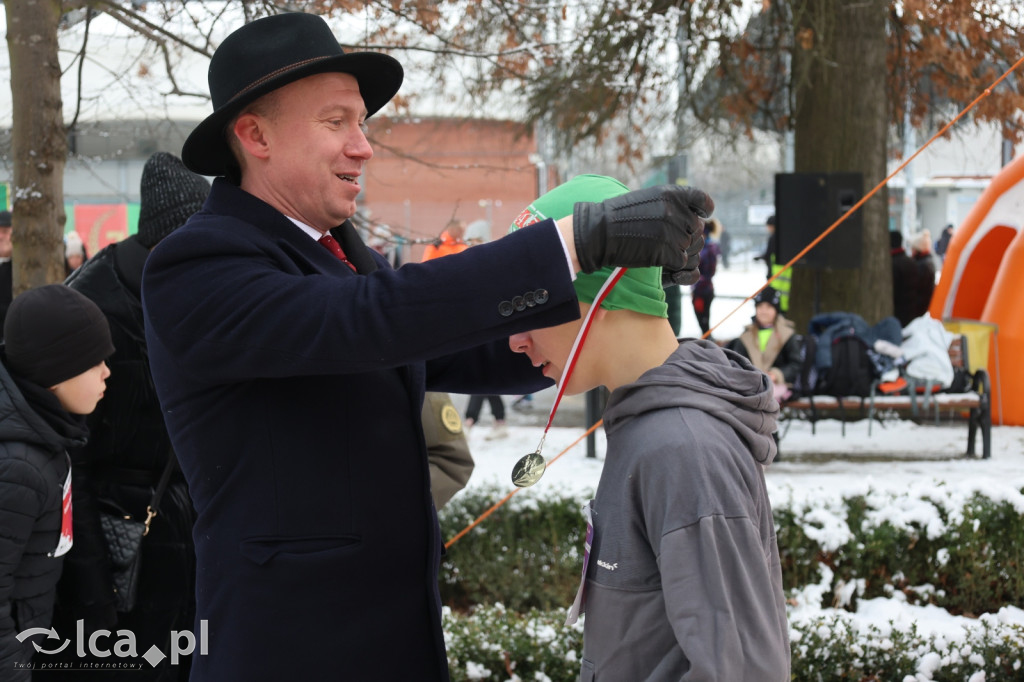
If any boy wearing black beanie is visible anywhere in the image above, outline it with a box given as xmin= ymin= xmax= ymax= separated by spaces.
xmin=0 ymin=284 xmax=113 ymax=678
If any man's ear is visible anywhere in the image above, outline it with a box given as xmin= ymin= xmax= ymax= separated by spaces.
xmin=232 ymin=113 xmax=271 ymax=161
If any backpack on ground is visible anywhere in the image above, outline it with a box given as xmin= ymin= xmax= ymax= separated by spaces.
xmin=817 ymin=334 xmax=877 ymax=397
xmin=789 ymin=334 xmax=818 ymax=399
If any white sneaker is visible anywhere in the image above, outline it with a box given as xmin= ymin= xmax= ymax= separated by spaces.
xmin=512 ymin=395 xmax=534 ymax=412
xmin=485 ymin=423 xmax=509 ymax=440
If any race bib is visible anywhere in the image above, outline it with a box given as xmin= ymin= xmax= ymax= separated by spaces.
xmin=50 ymin=462 xmax=73 ymax=557
xmin=565 ymin=501 xmax=594 ymax=625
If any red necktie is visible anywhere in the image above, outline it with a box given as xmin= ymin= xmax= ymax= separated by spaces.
xmin=318 ymin=234 xmax=356 ymax=272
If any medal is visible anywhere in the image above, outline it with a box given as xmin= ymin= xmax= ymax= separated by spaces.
xmin=510 ymin=268 xmax=626 ymax=488
xmin=511 ymin=450 xmax=547 ymax=488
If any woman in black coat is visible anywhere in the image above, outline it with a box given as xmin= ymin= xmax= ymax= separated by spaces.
xmin=39 ymin=153 xmax=209 ymax=681
xmin=891 ymin=230 xmax=937 ymax=327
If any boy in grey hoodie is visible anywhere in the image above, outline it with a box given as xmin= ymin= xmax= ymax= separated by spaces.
xmin=509 ymin=175 xmax=790 ymax=681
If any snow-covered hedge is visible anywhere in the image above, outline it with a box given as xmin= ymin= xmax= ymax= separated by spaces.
xmin=439 ymin=484 xmax=1024 ymax=680
xmin=774 ymin=485 xmax=1024 ymax=616
xmin=443 ymin=604 xmax=582 ymax=682
xmin=440 ymin=487 xmax=587 ymax=612
xmin=790 ymin=610 xmax=1024 ymax=681
xmin=441 ymin=484 xmax=1024 ymax=616
xmin=442 ymin=605 xmax=1024 ymax=681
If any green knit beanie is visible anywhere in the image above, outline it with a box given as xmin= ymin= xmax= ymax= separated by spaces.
xmin=509 ymin=174 xmax=667 ymax=318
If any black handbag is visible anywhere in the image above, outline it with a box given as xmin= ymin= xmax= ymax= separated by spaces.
xmin=97 ymin=456 xmax=177 ymax=612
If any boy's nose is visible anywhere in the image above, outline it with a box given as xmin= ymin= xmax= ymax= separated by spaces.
xmin=509 ymin=333 xmax=531 ymax=353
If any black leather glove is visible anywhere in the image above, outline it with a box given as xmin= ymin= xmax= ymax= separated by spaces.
xmin=672 ymin=232 xmax=706 ymax=286
xmin=572 ymin=185 xmax=714 ymax=286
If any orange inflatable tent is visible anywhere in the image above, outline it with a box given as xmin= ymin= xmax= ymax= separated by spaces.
xmin=930 ymin=152 xmax=1024 ymax=425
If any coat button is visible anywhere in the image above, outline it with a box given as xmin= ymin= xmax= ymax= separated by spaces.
xmin=513 ymin=295 xmax=526 ymax=312
xmin=524 ymin=291 xmax=536 ymax=307
xmin=498 ymin=300 xmax=514 ymax=317
xmin=534 ymin=289 xmax=549 ymax=305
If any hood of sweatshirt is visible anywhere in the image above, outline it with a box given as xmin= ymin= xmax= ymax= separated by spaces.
xmin=602 ymin=338 xmax=779 ymax=464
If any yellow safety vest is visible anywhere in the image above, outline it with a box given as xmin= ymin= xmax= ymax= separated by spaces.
xmin=770 ymin=257 xmax=791 ymax=313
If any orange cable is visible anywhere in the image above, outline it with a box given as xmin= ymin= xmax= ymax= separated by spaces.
xmin=446 ymin=53 xmax=1024 ymax=547
xmin=707 ymin=51 xmax=1024 ymax=341
xmin=444 ymin=420 xmax=603 ymax=549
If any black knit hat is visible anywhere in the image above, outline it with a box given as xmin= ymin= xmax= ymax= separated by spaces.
xmin=754 ymin=286 xmax=782 ymax=311
xmin=4 ymin=284 xmax=115 ymax=388
xmin=137 ymin=152 xmax=211 ymax=248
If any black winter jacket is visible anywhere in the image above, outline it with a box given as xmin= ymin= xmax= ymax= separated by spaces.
xmin=892 ymin=248 xmax=936 ymax=327
xmin=39 ymin=237 xmax=196 ymax=682
xmin=0 ymin=354 xmax=84 ymax=681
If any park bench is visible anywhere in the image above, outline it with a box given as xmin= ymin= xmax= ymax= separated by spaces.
xmin=780 ymin=332 xmax=993 ymax=459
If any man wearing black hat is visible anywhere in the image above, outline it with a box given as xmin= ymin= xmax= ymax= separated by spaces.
xmin=141 ymin=12 xmax=714 ymax=681
xmin=38 ymin=152 xmax=210 ymax=681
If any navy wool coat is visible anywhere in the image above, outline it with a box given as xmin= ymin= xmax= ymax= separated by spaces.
xmin=142 ymin=179 xmax=579 ymax=681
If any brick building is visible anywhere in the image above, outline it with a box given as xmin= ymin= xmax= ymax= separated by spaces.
xmin=362 ymin=117 xmax=557 ymax=262
xmin=0 ymin=117 xmax=559 ymax=260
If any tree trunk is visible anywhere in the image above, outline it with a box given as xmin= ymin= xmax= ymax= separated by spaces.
xmin=788 ymin=0 xmax=891 ymax=334
xmin=5 ymin=0 xmax=68 ymax=293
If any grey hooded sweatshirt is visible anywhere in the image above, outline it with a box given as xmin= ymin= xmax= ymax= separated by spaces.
xmin=577 ymin=339 xmax=789 ymax=681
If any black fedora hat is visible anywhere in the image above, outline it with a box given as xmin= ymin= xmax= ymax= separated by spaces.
xmin=181 ymin=12 xmax=403 ymax=177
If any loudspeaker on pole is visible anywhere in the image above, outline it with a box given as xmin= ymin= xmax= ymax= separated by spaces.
xmin=775 ymin=172 xmax=863 ymax=269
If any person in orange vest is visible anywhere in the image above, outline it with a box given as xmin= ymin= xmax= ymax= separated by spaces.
xmin=421 ymin=218 xmax=469 ymax=261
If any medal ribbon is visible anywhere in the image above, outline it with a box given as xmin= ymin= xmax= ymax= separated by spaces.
xmin=536 ymin=267 xmax=627 ymax=444
xmin=512 ymin=267 xmax=627 ymax=488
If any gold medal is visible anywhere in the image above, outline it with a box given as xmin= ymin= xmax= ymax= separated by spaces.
xmin=508 ymin=268 xmax=626 ymax=490
xmin=511 ymin=451 xmax=547 ymax=488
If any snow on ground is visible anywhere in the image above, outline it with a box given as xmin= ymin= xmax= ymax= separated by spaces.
xmin=448 ymin=251 xmax=1024 ymax=646
xmin=455 ymin=396 xmax=1024 ymax=649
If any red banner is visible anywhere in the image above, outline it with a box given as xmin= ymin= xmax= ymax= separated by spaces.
xmin=73 ymin=204 xmax=129 ymax=256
